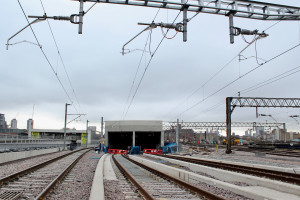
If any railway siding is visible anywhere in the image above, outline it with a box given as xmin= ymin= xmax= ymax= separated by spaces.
xmin=129 ymin=155 xmax=300 ymax=200
xmin=144 ymin=154 xmax=300 ymax=195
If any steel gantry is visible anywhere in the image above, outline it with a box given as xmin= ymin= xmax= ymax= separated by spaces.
xmin=165 ymin=121 xmax=284 ymax=130
xmin=82 ymin=0 xmax=300 ymax=20
xmin=226 ymin=97 xmax=300 ymax=154
xmin=80 ymin=0 xmax=300 ymax=43
xmin=20 ymin=0 xmax=300 ymax=45
xmin=164 ymin=121 xmax=284 ymax=150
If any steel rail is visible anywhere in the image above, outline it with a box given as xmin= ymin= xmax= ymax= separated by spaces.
xmin=34 ymin=149 xmax=91 ymax=200
xmin=121 ymin=155 xmax=226 ymax=200
xmin=236 ymin=147 xmax=300 ymax=158
xmin=155 ymin=154 xmax=300 ymax=185
xmin=112 ymin=155 xmax=154 ymax=200
xmin=0 ymin=148 xmax=90 ymax=185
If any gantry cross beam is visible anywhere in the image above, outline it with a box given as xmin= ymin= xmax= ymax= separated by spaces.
xmin=83 ymin=0 xmax=300 ymax=20
xmin=226 ymin=97 xmax=300 ymax=154
xmin=231 ymin=97 xmax=300 ymax=108
xmin=166 ymin=121 xmax=284 ymax=130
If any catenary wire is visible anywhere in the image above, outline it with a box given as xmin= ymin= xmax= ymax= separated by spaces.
xmin=164 ymin=21 xmax=284 ymax=119
xmin=194 ymin=63 xmax=300 ymax=119
xmin=17 ymin=0 xmax=74 ymax=104
xmin=121 ymin=7 xmax=162 ymax=119
xmin=121 ymin=31 xmax=151 ymax=119
xmin=240 ymin=64 xmax=300 ymax=95
xmin=123 ymin=10 xmax=183 ymax=119
xmin=164 ymin=34 xmax=264 ymax=119
xmin=176 ymin=42 xmax=300 ymax=117
xmin=38 ymin=0 xmax=82 ymax=114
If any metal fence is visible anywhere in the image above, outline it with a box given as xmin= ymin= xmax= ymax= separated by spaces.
xmin=0 ymin=133 xmax=74 ymax=153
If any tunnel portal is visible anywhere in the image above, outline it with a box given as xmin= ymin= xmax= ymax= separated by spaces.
xmin=105 ymin=120 xmax=163 ymax=151
xmin=135 ymin=131 xmax=161 ymax=150
xmin=107 ymin=132 xmax=132 ymax=150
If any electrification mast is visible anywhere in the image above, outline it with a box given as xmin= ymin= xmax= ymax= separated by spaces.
xmin=16 ymin=0 xmax=300 ymax=45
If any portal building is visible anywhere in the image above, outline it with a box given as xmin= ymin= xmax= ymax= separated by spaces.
xmin=105 ymin=120 xmax=164 ymax=150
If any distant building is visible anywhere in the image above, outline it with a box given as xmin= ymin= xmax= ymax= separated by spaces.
xmin=88 ymin=126 xmax=99 ymax=141
xmin=256 ymin=127 xmax=264 ymax=136
xmin=245 ymin=129 xmax=253 ymax=137
xmin=27 ymin=118 xmax=34 ymax=131
xmin=11 ymin=119 xmax=17 ymax=129
xmin=0 ymin=113 xmax=7 ymax=129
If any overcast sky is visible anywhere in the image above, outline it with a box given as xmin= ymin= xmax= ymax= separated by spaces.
xmin=1 ymin=0 xmax=300 ymax=134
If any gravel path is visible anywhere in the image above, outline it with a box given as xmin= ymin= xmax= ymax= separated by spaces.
xmin=0 ymin=150 xmax=70 ymax=178
xmin=45 ymin=151 xmax=102 ymax=200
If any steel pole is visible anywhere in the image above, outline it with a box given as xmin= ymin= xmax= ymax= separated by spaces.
xmin=101 ymin=117 xmax=104 ymax=137
xmin=229 ymin=12 xmax=234 ymax=44
xmin=63 ymin=103 xmax=69 ymax=150
xmin=78 ymin=0 xmax=84 ymax=34
xmin=86 ymin=120 xmax=89 ymax=147
xmin=183 ymin=7 xmax=188 ymax=42
xmin=226 ymin=97 xmax=232 ymax=154
xmin=176 ymin=119 xmax=179 ymax=152
xmin=283 ymin=123 xmax=286 ymax=142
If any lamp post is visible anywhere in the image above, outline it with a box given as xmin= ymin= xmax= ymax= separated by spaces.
xmin=64 ymin=103 xmax=71 ymax=150
xmin=86 ymin=120 xmax=89 ymax=147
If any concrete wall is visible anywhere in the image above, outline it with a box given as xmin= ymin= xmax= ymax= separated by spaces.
xmin=0 ymin=147 xmax=61 ymax=164
xmin=105 ymin=120 xmax=163 ymax=146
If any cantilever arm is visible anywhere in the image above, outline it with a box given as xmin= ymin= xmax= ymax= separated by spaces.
xmin=6 ymin=18 xmax=45 ymax=50
xmin=122 ymin=25 xmax=155 ymax=56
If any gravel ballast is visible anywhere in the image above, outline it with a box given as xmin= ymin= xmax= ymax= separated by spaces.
xmin=46 ymin=151 xmax=102 ymax=200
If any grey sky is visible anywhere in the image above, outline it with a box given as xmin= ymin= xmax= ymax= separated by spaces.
xmin=1 ymin=0 xmax=300 ymax=134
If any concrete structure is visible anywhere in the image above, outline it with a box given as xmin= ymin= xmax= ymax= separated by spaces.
xmin=11 ymin=119 xmax=17 ymax=129
xmin=89 ymin=154 xmax=106 ymax=200
xmin=28 ymin=128 xmax=92 ymax=144
xmin=105 ymin=120 xmax=164 ymax=150
xmin=132 ymin=154 xmax=300 ymax=200
xmin=0 ymin=147 xmax=61 ymax=164
xmin=88 ymin=126 xmax=101 ymax=144
xmin=27 ymin=118 xmax=33 ymax=133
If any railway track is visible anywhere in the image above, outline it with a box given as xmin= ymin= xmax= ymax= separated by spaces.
xmin=112 ymin=154 xmax=226 ymax=200
xmin=154 ymin=154 xmax=300 ymax=185
xmin=0 ymin=148 xmax=90 ymax=200
xmin=235 ymin=147 xmax=300 ymax=158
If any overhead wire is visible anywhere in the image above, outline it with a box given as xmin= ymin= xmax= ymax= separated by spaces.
xmin=38 ymin=0 xmax=82 ymax=114
xmin=17 ymin=0 xmax=74 ymax=105
xmin=240 ymin=63 xmax=300 ymax=95
xmin=123 ymin=7 xmax=185 ymax=119
xmin=121 ymin=31 xmax=151 ymax=119
xmin=165 ymin=19 xmax=285 ymax=119
xmin=121 ymin=7 xmax=162 ymax=120
xmin=176 ymin=42 xmax=300 ymax=117
xmin=163 ymin=52 xmax=239 ymax=119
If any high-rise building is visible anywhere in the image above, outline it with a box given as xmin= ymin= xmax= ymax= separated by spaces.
xmin=245 ymin=129 xmax=253 ymax=137
xmin=27 ymin=118 xmax=34 ymax=131
xmin=256 ymin=127 xmax=264 ymax=136
xmin=11 ymin=119 xmax=17 ymax=129
xmin=0 ymin=113 xmax=7 ymax=129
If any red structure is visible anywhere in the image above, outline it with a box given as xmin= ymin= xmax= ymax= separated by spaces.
xmin=143 ymin=149 xmax=163 ymax=154
xmin=108 ymin=149 xmax=128 ymax=154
